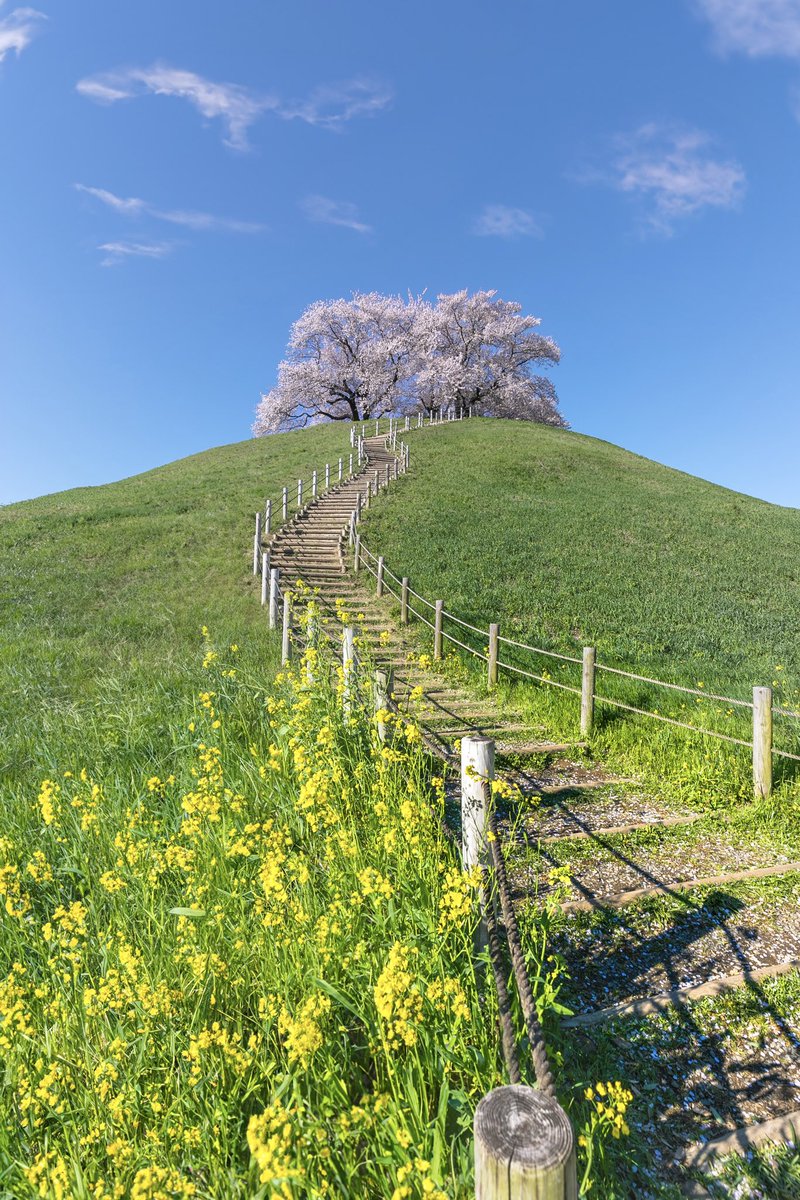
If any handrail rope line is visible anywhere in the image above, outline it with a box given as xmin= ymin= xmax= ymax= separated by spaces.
xmin=497 ymin=659 xmax=583 ymax=696
xmin=441 ymin=628 xmax=489 ymax=662
xmin=481 ymin=867 xmax=522 ymax=1085
xmin=498 ymin=634 xmax=583 ymax=665
xmin=595 ymin=662 xmax=753 ymax=708
xmin=486 ymin=786 xmax=555 ymax=1097
xmin=594 ymin=694 xmax=753 ymax=747
xmin=406 ymin=603 xmax=436 ymax=631
xmin=443 ymin=611 xmax=488 ymax=638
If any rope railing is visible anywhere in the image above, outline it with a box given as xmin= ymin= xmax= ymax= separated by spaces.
xmin=352 ymin=521 xmax=800 ymax=797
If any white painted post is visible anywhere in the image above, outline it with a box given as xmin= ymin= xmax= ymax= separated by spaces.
xmin=325 ymin=463 xmax=330 ymax=489
xmin=401 ymin=577 xmax=409 ymax=624
xmin=373 ymin=667 xmax=393 ymax=743
xmin=282 ymin=487 xmax=288 ymax=522
xmin=269 ymin=568 xmax=280 ymax=630
xmin=581 ymin=648 xmax=596 ymax=737
xmin=488 ymin=623 xmax=499 ymax=688
xmin=349 ymin=511 xmax=356 ymax=545
xmin=375 ymin=418 xmax=379 ymax=437
xmin=312 ymin=469 xmax=317 ymax=499
xmin=418 ymin=411 xmax=422 ymax=428
xmin=260 ymin=551 xmax=269 ymax=606
xmin=349 ymin=452 xmax=354 ymax=475
xmin=753 ymin=686 xmax=773 ymax=800
xmin=434 ymin=600 xmax=444 ymax=661
xmin=354 ymin=534 xmax=361 ymax=572
xmin=393 ymin=459 xmax=398 ymax=481
xmin=297 ymin=478 xmax=303 ymax=509
xmin=384 ymin=465 xmax=390 ymax=488
xmin=376 ymin=556 xmax=385 ymax=597
xmin=338 ymin=457 xmax=343 ymax=482
xmin=342 ymin=625 xmax=357 ymax=715
xmin=253 ymin=512 xmax=262 ymax=575
xmin=404 ymin=444 xmax=410 ymax=471
xmin=405 ymin=415 xmax=410 ymax=432
xmin=474 ymin=1086 xmax=577 ymax=1200
xmin=265 ymin=498 xmax=272 ymax=535
xmin=281 ymin=594 xmax=292 ymax=665
xmin=461 ymin=736 xmax=493 ymax=872
xmin=356 ymin=492 xmax=362 ymax=522
xmin=364 ymin=484 xmax=370 ymax=510
xmin=350 ymin=425 xmax=355 ymax=447
xmin=305 ymin=602 xmax=318 ymax=683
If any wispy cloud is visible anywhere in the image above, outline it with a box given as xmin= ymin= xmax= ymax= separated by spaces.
xmin=472 ymin=205 xmax=542 ymax=238
xmin=76 ymin=64 xmax=273 ymax=150
xmin=76 ymin=64 xmax=392 ymax=148
xmin=278 ymin=79 xmax=392 ymax=131
xmin=0 ymin=3 xmax=46 ymax=64
xmin=98 ymin=240 xmax=173 ymax=268
xmin=301 ymin=195 xmax=372 ymax=234
xmin=693 ymin=0 xmax=800 ymax=59
xmin=75 ymin=182 xmax=263 ymax=233
xmin=609 ymin=124 xmax=745 ymax=233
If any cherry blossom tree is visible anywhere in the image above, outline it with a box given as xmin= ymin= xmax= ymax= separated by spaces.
xmin=415 ymin=290 xmax=565 ymax=425
xmin=254 ymin=288 xmax=565 ymax=435
xmin=253 ymin=292 xmax=419 ymax=434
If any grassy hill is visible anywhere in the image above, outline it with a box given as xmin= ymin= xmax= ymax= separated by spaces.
xmin=0 ymin=423 xmax=349 ymax=791
xmin=361 ymin=419 xmax=800 ymax=794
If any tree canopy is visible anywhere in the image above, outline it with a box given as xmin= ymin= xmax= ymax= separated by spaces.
xmin=253 ymin=289 xmax=565 ymax=434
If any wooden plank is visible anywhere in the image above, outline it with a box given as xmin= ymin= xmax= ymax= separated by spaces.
xmin=563 ymin=958 xmax=800 ymax=1027
xmin=540 ymin=814 xmax=699 ymax=845
xmin=562 ymin=859 xmax=800 ymax=913
xmin=680 ymin=1107 xmax=800 ymax=1170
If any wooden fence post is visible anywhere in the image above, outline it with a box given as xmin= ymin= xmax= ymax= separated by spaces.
xmin=281 ymin=594 xmax=292 ymax=665
xmin=260 ymin=551 xmax=269 ymax=606
xmin=305 ymin=603 xmax=318 ymax=683
xmin=461 ymin=736 xmax=493 ymax=872
xmin=282 ymin=487 xmax=288 ymax=522
xmin=434 ymin=600 xmax=444 ymax=661
xmin=348 ymin=511 xmax=356 ymax=545
xmin=488 ymin=623 xmax=499 ymax=688
xmin=265 ymin=498 xmax=272 ymax=535
xmin=269 ymin=568 xmax=280 ymax=630
xmin=339 ymin=457 xmax=343 ymax=481
xmin=401 ymin=577 xmax=409 ymax=625
xmin=581 ymin=647 xmax=596 ymax=737
xmin=253 ymin=512 xmax=262 ymax=575
xmin=377 ymin=556 xmax=385 ymax=597
xmin=342 ymin=625 xmax=358 ymax=716
xmin=393 ymin=459 xmax=398 ymax=481
xmin=753 ymin=686 xmax=773 ymax=800
xmin=349 ymin=452 xmax=353 ymax=475
xmin=373 ymin=667 xmax=393 ymax=743
xmin=356 ymin=492 xmax=362 ymax=522
xmin=354 ymin=535 xmax=361 ymax=573
xmin=385 ymin=464 xmax=390 ymax=488
xmin=474 ymin=1085 xmax=577 ymax=1200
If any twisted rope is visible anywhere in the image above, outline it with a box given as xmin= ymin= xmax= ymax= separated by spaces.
xmin=486 ymin=784 xmax=556 ymax=1097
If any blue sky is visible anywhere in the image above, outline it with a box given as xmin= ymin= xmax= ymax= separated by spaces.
xmin=2 ymin=0 xmax=800 ymax=505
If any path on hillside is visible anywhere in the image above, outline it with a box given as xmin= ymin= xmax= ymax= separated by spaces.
xmin=265 ymin=433 xmax=800 ymax=1193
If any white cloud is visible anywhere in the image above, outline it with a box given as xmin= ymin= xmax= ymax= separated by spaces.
xmin=0 ymin=4 xmax=46 ymax=64
xmin=75 ymin=184 xmax=147 ymax=216
xmin=76 ymin=64 xmax=392 ymax=148
xmin=278 ymin=79 xmax=392 ymax=131
xmin=76 ymin=64 xmax=273 ymax=150
xmin=611 ymin=124 xmax=745 ymax=233
xmin=75 ymin=183 xmax=263 ymax=233
xmin=98 ymin=240 xmax=173 ymax=268
xmin=472 ymin=205 xmax=542 ymax=238
xmin=694 ymin=0 xmax=800 ymax=58
xmin=301 ymin=195 xmax=372 ymax=234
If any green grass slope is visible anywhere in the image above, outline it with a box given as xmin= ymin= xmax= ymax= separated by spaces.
xmin=362 ymin=419 xmax=800 ymax=794
xmin=364 ymin=418 xmax=800 ymax=700
xmin=0 ymin=423 xmax=350 ymax=791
